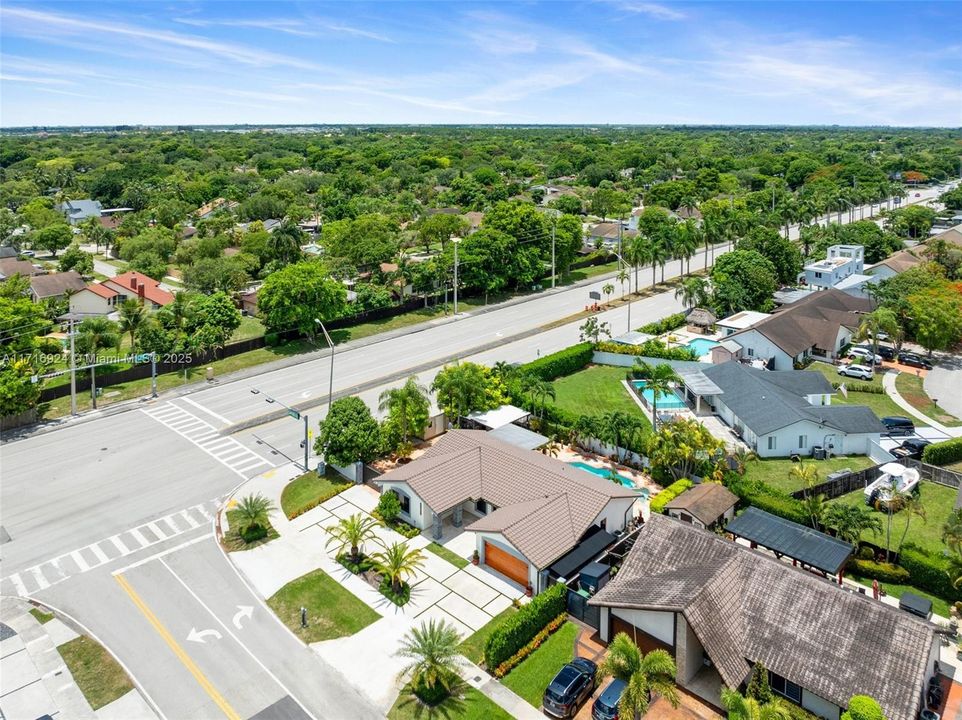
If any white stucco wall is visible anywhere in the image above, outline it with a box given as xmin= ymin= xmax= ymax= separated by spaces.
xmin=376 ymin=481 xmax=431 ymax=529
xmin=611 ymin=607 xmax=675 ymax=646
xmin=729 ymin=330 xmax=798 ymax=370
xmin=801 ymin=689 xmax=841 ymax=720
xmin=590 ymin=498 xmax=637 ymax=533
xmin=69 ymin=290 xmax=113 ymax=316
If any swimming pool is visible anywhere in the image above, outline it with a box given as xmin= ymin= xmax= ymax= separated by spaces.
xmin=632 ymin=380 xmax=687 ymax=410
xmin=568 ymin=461 xmax=648 ymax=496
xmin=685 ymin=338 xmax=720 ymax=357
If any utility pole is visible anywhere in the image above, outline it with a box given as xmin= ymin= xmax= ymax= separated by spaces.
xmin=68 ymin=316 xmax=77 ymax=416
xmin=314 ymin=319 xmax=335 ymax=410
xmin=302 ymin=414 xmax=309 ymax=473
xmin=452 ymin=237 xmax=461 ymax=316
xmin=551 ymin=222 xmax=556 ymax=289
xmin=150 ymin=352 xmax=157 ymax=398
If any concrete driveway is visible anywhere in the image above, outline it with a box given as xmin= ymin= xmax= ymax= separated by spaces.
xmin=925 ymin=355 xmax=962 ymax=422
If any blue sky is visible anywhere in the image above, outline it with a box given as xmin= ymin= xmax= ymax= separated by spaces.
xmin=2 ymin=1 xmax=960 ymax=127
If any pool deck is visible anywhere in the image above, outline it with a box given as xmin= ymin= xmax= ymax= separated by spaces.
xmin=556 ymin=445 xmax=662 ymax=496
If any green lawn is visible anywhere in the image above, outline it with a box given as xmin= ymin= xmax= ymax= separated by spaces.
xmin=806 ymin=362 xmax=885 ymax=391
xmin=223 ymin=509 xmax=279 ymax=551
xmin=827 ymin=480 xmax=956 ymax=556
xmin=425 ymin=542 xmax=469 ymax=569
xmin=745 ymin=456 xmax=877 ymax=494
xmin=280 ymin=470 xmax=350 ymax=518
xmin=501 ymin=621 xmax=579 ymax=707
xmin=835 ymin=389 xmax=927 ymax=427
xmin=551 ymin=365 xmax=650 ymax=424
xmin=388 ymin=684 xmax=513 ymax=720
xmin=29 ymin=607 xmax=54 ymax=624
xmin=267 ymin=569 xmax=379 ymax=643
xmin=847 ymin=575 xmax=952 ymax=618
xmin=458 ymin=607 xmax=518 ymax=666
xmin=895 ymin=372 xmax=962 ymax=426
xmin=57 ymin=636 xmax=133 ymax=710
xmin=230 ymin=315 xmax=266 ymax=343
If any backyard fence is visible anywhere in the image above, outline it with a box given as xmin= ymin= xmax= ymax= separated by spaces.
xmin=790 ymin=459 xmax=962 ymax=501
xmin=902 ymin=459 xmax=962 ymax=489
xmin=565 ymin=587 xmax=601 ymax=629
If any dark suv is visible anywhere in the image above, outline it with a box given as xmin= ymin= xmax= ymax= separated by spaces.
xmin=543 ymin=657 xmax=597 ymax=718
xmin=891 ymin=438 xmax=931 ymax=460
xmin=898 ymin=352 xmax=933 ymax=370
xmin=592 ymin=678 xmax=627 ymax=720
xmin=881 ymin=416 xmax=916 ymax=437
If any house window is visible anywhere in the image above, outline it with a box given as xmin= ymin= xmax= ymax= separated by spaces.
xmin=392 ymin=490 xmax=410 ymax=515
xmin=815 ymin=272 xmax=822 ymax=279
xmin=769 ymin=671 xmax=802 ymax=703
xmin=798 ymin=435 xmax=807 ymax=449
xmin=747 ymin=348 xmax=754 ymax=357
xmin=767 ymin=436 xmax=776 ymax=451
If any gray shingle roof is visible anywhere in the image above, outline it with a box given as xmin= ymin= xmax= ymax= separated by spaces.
xmin=590 ymin=516 xmax=936 ymax=720
xmin=700 ymin=362 xmax=885 ymax=435
xmin=379 ymin=430 xmax=636 ymax=568
xmin=30 ymin=271 xmax=86 ymax=298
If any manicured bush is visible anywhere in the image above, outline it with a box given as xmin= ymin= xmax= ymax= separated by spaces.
xmin=922 ymin=437 xmax=962 ymax=467
xmin=519 ymin=342 xmax=593 ymax=381
xmin=595 ymin=339 xmax=697 ymax=361
xmin=493 ymin=614 xmax=567 ymax=678
xmin=830 ymin=381 xmax=884 ymax=394
xmin=240 ymin=525 xmax=267 ymax=543
xmin=639 ymin=312 xmax=687 ymax=335
xmin=484 ymin=583 xmax=566 ymax=670
xmin=650 ymin=478 xmax=694 ymax=514
xmin=377 ymin=490 xmax=402 ymax=523
xmin=841 ymin=695 xmax=885 ymax=720
xmin=858 ymin=546 xmax=875 ymax=561
xmin=847 ymin=559 xmax=910 ymax=584
xmin=728 ymin=479 xmax=810 ymax=526
xmin=899 ymin=543 xmax=962 ymax=602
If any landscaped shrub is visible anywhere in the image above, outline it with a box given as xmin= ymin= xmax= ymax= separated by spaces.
xmin=858 ymin=546 xmax=875 ymax=561
xmin=639 ymin=312 xmax=687 ymax=335
xmin=484 ymin=583 xmax=566 ymax=670
xmin=830 ymin=381 xmax=884 ymax=394
xmin=519 ymin=342 xmax=593 ymax=381
xmin=377 ymin=490 xmax=402 ymax=523
xmin=727 ymin=479 xmax=810 ymax=526
xmin=899 ymin=543 xmax=962 ymax=602
xmin=847 ymin=559 xmax=910 ymax=584
xmin=922 ymin=437 xmax=962 ymax=467
xmin=240 ymin=525 xmax=267 ymax=543
xmin=595 ymin=340 xmax=697 ymax=361
xmin=841 ymin=695 xmax=885 ymax=720
xmin=649 ymin=478 xmax=694 ymax=514
xmin=493 ymin=614 xmax=567 ymax=678
xmin=370 ymin=509 xmax=422 ymax=539
xmin=264 ymin=332 xmax=280 ymax=347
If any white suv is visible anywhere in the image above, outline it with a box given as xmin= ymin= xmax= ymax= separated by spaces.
xmin=848 ymin=347 xmax=882 ymax=364
xmin=839 ymin=364 xmax=874 ymax=381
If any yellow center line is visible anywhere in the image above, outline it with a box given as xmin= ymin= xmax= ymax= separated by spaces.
xmin=114 ymin=573 xmax=241 ymax=720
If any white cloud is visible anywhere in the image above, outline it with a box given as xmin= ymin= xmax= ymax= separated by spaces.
xmin=603 ymin=1 xmax=687 ymax=20
xmin=173 ymin=16 xmax=394 ymax=42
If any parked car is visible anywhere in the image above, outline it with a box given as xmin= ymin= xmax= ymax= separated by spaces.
xmin=876 ymin=345 xmax=896 ymax=361
xmin=543 ymin=658 xmax=598 ymax=719
xmin=592 ymin=678 xmax=627 ymax=720
xmin=881 ymin=416 xmax=916 ymax=437
xmin=848 ymin=347 xmax=882 ymax=364
xmin=897 ymin=352 xmax=933 ymax=370
xmin=20 ymin=250 xmax=35 ymax=257
xmin=838 ymin=364 xmax=874 ymax=381
xmin=891 ymin=438 xmax=931 ymax=460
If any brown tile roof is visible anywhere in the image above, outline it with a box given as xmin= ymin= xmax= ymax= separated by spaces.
xmin=84 ymin=283 xmax=118 ymax=299
xmin=588 ymin=222 xmax=637 ymax=241
xmin=663 ymin=484 xmax=737 ymax=525
xmin=30 ymin=271 xmax=87 ymax=299
xmin=590 ymin=516 xmax=936 ymax=720
xmin=875 ymin=249 xmax=923 ymax=274
xmin=929 ymin=224 xmax=962 ymax=248
xmin=379 ymin=430 xmax=636 ymax=568
xmin=729 ymin=289 xmax=872 ymax=357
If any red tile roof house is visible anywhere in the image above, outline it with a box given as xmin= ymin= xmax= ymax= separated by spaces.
xmin=376 ymin=430 xmax=639 ymax=594
xmin=101 ymin=271 xmax=174 ymax=310
xmin=69 ymin=282 xmax=120 ymax=317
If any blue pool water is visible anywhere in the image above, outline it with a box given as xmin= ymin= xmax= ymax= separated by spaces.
xmin=568 ymin=461 xmax=644 ymax=493
xmin=685 ymin=338 xmax=720 ymax=357
xmin=632 ymin=381 xmax=687 ymax=409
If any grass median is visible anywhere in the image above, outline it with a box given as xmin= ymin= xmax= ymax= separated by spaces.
xmin=425 ymin=542 xmax=470 ymax=569
xmin=280 ymin=470 xmax=351 ymax=519
xmin=57 ymin=635 xmax=133 ymax=710
xmin=267 ymin=568 xmax=379 ymax=643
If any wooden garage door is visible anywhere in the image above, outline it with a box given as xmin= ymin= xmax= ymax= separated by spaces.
xmin=484 ymin=541 xmax=528 ymax=586
xmin=610 ymin=615 xmax=674 ymax=655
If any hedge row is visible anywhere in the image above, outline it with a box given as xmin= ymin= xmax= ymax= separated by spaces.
xmin=650 ymin=478 xmax=694 ymax=514
xmin=922 ymin=437 xmax=962 ymax=467
xmin=595 ymin=340 xmax=698 ymax=361
xmin=519 ymin=342 xmax=594 ymax=381
xmin=484 ymin=583 xmax=567 ymax=670
xmin=639 ymin=312 xmax=687 ymax=335
xmin=493 ymin=614 xmax=568 ymax=678
xmin=830 ymin=381 xmax=884 ymax=394
xmin=847 ymin=559 xmax=911 ymax=584
xmin=728 ymin=479 xmax=810 ymax=526
xmin=899 ymin=543 xmax=962 ymax=602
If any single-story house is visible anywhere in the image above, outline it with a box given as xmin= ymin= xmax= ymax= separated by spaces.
xmin=0 ymin=258 xmax=44 ymax=280
xmin=102 ymin=271 xmax=174 ymax=310
xmin=587 ymin=222 xmax=637 ymax=247
xmin=29 ymin=271 xmax=86 ymax=302
xmin=866 ymin=249 xmax=924 ymax=280
xmin=588 ymin=515 xmax=940 ymax=720
xmin=664 ymin=483 xmax=738 ymax=530
xmin=670 ymin=206 xmax=702 ymax=222
xmin=69 ymin=282 xmax=120 ymax=317
xmin=239 ymin=287 xmax=260 ymax=316
xmin=685 ymin=308 xmax=716 ymax=334
xmin=194 ymin=198 xmax=238 ymax=219
xmin=57 ymin=199 xmax=103 ymax=225
xmin=691 ymin=361 xmax=884 ymax=457
xmin=716 ymin=310 xmax=770 ymax=337
xmin=376 ymin=430 xmax=639 ymax=593
xmin=726 ymin=290 xmax=874 ymax=370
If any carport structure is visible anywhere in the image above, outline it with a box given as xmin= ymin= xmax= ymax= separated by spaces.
xmin=725 ymin=507 xmax=854 ymax=579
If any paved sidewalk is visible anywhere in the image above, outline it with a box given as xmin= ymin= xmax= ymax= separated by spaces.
xmin=883 ymin=372 xmax=962 ymax=438
xmin=0 ymin=597 xmax=156 ymax=720
xmin=462 ymin=660 xmax=545 ymax=719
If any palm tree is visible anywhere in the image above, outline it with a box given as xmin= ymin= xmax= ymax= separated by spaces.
xmin=525 ymin=377 xmax=556 ymax=420
xmin=652 ymin=235 xmax=670 ymax=285
xmin=326 ymin=512 xmax=381 ymax=566
xmin=943 ymin=508 xmax=962 ymax=559
xmin=118 ymin=298 xmax=148 ymax=350
xmin=896 ymin=492 xmax=926 ymax=555
xmin=729 ymin=448 xmax=758 ymax=475
xmin=395 ymin=618 xmax=463 ymax=699
xmin=602 ymin=282 xmax=615 ymax=304
xmin=788 ymin=461 xmax=819 ymax=489
xmin=674 ymin=276 xmax=708 ymax=310
xmin=617 ymin=267 xmax=630 ymax=299
xmin=372 ymin=541 xmax=425 ymax=595
xmin=790 ymin=463 xmax=823 ymax=528
xmin=75 ymin=317 xmax=120 ymax=410
xmin=823 ymin=504 xmax=882 ymax=545
xmin=233 ymin=493 xmax=277 ymax=536
xmin=267 ymin=219 xmax=304 ymax=265
xmin=856 ymin=307 xmax=900 ymax=363
xmin=595 ymin=633 xmax=679 ymax=719
xmin=675 ymin=219 xmax=700 ymax=276
xmin=633 ymin=360 xmax=681 ymax=431
xmin=721 ymin=688 xmax=793 ymax=720
xmin=378 ymin=376 xmax=431 ymax=443
xmin=877 ymin=476 xmax=912 ymax=563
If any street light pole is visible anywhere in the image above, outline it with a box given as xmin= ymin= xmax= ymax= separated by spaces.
xmin=551 ymin=222 xmax=556 ymax=289
xmin=68 ymin=316 xmax=77 ymax=416
xmin=314 ymin=319 xmax=335 ymax=411
xmin=250 ymin=387 xmax=310 ymax=472
xmin=452 ymin=237 xmax=461 ymax=316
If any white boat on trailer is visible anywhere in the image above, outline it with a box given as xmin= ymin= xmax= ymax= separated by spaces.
xmin=863 ymin=462 xmax=921 ymax=507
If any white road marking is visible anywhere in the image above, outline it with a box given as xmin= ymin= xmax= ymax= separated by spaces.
xmin=162 ymin=516 xmax=181 ymax=534
xmin=9 ymin=573 xmax=28 ymax=595
xmin=70 ymin=550 xmax=89 ymax=572
xmin=127 ymin=528 xmax=149 ymax=548
xmin=146 ymin=521 xmax=169 ymax=540
xmin=180 ymin=510 xmax=200 ymax=529
xmin=180 ymin=396 xmax=233 ymax=426
xmin=111 ymin=533 xmax=213 ymax=574
xmin=29 ymin=567 xmax=49 ymax=590
xmin=109 ymin=535 xmax=130 ymax=555
xmin=89 ymin=544 xmax=109 ymax=565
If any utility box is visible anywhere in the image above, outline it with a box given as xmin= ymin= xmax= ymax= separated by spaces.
xmin=206 ymin=366 xmax=214 ymax=381
xmin=579 ymin=562 xmax=611 ymax=595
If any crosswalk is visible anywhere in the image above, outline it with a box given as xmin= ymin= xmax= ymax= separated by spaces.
xmin=141 ymin=402 xmax=274 ymax=478
xmin=0 ymin=500 xmax=218 ymax=597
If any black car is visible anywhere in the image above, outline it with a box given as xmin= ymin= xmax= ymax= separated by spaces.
xmin=897 ymin=352 xmax=933 ymax=370
xmin=876 ymin=345 xmax=896 ymax=361
xmin=592 ymin=678 xmax=627 ymax=720
xmin=891 ymin=438 xmax=931 ymax=460
xmin=543 ymin=657 xmax=597 ymax=719
xmin=881 ymin=416 xmax=916 ymax=437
